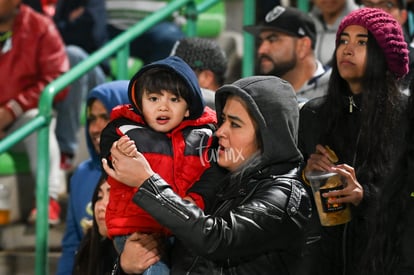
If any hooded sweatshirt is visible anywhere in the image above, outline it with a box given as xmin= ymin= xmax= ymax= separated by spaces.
xmin=57 ymin=81 xmax=129 ymax=275
xmin=215 ymin=75 xmax=303 ymax=169
xmin=100 ymin=56 xmax=217 ymax=238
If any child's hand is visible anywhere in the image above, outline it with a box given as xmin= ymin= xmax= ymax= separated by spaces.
xmin=118 ymin=135 xmax=139 ymax=158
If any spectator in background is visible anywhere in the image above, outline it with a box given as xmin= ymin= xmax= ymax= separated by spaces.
xmin=22 ymin=0 xmax=108 ymax=171
xmin=56 ymin=45 xmax=106 ymax=171
xmin=106 ymin=0 xmax=184 ymax=65
xmin=171 ymin=37 xmax=228 ymax=109
xmin=57 ymin=81 xmax=129 ymax=275
xmin=53 ymin=0 xmax=110 ymax=74
xmin=0 ymin=0 xmax=69 ymax=225
xmin=244 ymin=5 xmax=331 ymax=105
xmin=53 ymin=0 xmax=107 ymax=58
xmin=309 ymin=0 xmax=358 ymax=66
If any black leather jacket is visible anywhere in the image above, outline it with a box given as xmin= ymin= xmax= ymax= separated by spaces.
xmin=124 ymin=164 xmax=311 ymax=275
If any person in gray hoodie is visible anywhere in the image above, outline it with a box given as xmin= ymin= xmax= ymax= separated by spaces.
xmin=104 ymin=75 xmax=312 ymax=275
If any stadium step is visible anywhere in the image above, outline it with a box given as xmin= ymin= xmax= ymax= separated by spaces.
xmin=0 ymin=222 xmax=64 ymax=274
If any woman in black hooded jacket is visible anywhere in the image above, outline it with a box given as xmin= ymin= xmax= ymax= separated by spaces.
xmin=103 ymin=75 xmax=312 ymax=275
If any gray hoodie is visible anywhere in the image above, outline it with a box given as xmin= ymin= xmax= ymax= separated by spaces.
xmin=215 ymin=75 xmax=303 ymax=170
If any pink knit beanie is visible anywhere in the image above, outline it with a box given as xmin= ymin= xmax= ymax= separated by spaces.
xmin=336 ymin=8 xmax=409 ymax=78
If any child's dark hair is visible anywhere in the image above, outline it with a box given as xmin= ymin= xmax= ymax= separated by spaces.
xmin=131 ymin=67 xmax=191 ymax=112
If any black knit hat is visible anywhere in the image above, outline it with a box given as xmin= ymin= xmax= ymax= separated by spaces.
xmin=171 ymin=37 xmax=227 ymax=78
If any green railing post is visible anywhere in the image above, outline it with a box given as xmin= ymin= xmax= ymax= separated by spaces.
xmin=35 ymin=125 xmax=51 ymax=275
xmin=116 ymin=45 xmax=130 ymax=80
xmin=36 ymin=79 xmax=63 ymax=275
xmin=185 ymin=1 xmax=197 ymax=37
xmin=297 ymin=0 xmax=310 ymax=12
xmin=242 ymin=0 xmax=256 ymax=77
xmin=184 ymin=0 xmax=224 ymax=37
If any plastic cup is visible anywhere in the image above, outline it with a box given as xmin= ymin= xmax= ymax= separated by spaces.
xmin=306 ymin=171 xmax=351 ymax=226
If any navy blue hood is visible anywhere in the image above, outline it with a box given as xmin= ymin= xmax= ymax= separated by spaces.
xmin=86 ymin=80 xmax=130 ymax=163
xmin=128 ymin=56 xmax=205 ymax=120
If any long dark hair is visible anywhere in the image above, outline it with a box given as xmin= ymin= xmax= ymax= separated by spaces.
xmin=362 ymin=85 xmax=414 ymax=274
xmin=72 ymin=173 xmax=117 ymax=275
xmin=321 ymin=31 xmax=405 ymax=179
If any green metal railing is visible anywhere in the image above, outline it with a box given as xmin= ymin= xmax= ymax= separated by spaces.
xmin=0 ymin=0 xmax=309 ymax=273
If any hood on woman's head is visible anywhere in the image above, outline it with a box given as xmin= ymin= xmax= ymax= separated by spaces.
xmin=215 ymin=76 xmax=303 ymax=165
xmin=127 ymin=56 xmax=206 ymax=120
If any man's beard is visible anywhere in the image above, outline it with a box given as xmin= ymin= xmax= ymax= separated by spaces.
xmin=258 ymin=55 xmax=296 ymax=77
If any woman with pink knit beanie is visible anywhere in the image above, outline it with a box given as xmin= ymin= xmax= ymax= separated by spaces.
xmin=298 ymin=7 xmax=410 ymax=275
